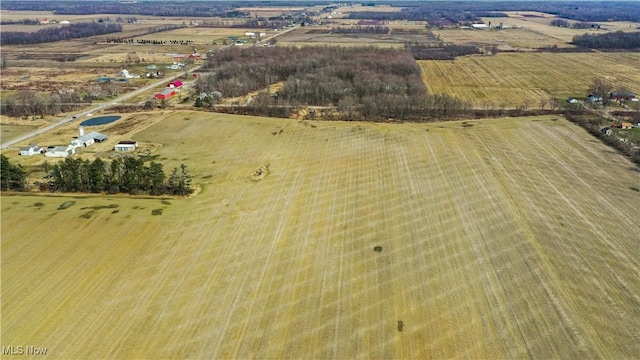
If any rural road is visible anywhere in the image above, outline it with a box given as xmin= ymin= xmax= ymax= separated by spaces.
xmin=0 ymin=67 xmax=201 ymax=149
xmin=0 ymin=25 xmax=299 ymax=150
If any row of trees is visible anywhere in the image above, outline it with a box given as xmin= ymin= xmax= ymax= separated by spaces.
xmin=550 ymin=19 xmax=598 ymax=29
xmin=346 ymin=2 xmax=640 ymax=23
xmin=1 ymin=22 xmax=122 ymax=46
xmin=0 ymin=1 xmax=235 ymax=17
xmin=405 ymin=43 xmax=483 ymax=60
xmin=0 ymin=91 xmax=92 ymax=118
xmin=572 ymin=31 xmax=640 ymax=49
xmin=331 ymin=26 xmax=390 ymax=34
xmin=43 ymin=157 xmax=193 ymax=196
xmin=1 ymin=155 xmax=28 ymax=192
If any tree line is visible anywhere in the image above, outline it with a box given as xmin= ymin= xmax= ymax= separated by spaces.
xmin=550 ymin=19 xmax=598 ymax=29
xmin=347 ymin=2 xmax=640 ymax=23
xmin=405 ymin=42 xmax=484 ymax=60
xmin=0 ymin=91 xmax=91 ymax=118
xmin=331 ymin=26 xmax=390 ymax=34
xmin=1 ymin=22 xmax=122 ymax=46
xmin=41 ymin=157 xmax=193 ymax=196
xmin=572 ymin=31 xmax=640 ymax=50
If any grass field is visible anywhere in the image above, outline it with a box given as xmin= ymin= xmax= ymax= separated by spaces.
xmin=419 ymin=52 xmax=640 ymax=108
xmin=0 ymin=124 xmax=39 ymax=143
xmin=2 ymin=112 xmax=639 ymax=358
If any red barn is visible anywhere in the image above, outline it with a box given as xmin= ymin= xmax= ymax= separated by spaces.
xmin=167 ymin=80 xmax=183 ymax=88
xmin=155 ymin=89 xmax=176 ymax=100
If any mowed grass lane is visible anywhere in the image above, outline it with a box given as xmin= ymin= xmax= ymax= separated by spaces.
xmin=420 ymin=52 xmax=640 ymax=108
xmin=2 ymin=113 xmax=639 ymax=358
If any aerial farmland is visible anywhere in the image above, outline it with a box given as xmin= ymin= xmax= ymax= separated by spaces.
xmin=2 ymin=1 xmax=640 ymax=359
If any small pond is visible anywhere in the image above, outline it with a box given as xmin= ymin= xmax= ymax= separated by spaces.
xmin=80 ymin=115 xmax=121 ymax=126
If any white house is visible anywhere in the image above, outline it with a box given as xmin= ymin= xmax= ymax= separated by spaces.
xmin=471 ymin=23 xmax=489 ymax=29
xmin=45 ymin=145 xmax=75 ymax=158
xmin=20 ymin=145 xmax=41 ymax=156
xmin=114 ymin=140 xmax=138 ymax=152
xmin=118 ymin=69 xmax=140 ymax=79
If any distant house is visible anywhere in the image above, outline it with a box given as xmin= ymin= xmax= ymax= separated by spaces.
xmin=118 ymin=69 xmax=140 ymax=79
xmin=20 ymin=145 xmax=41 ymax=156
xmin=621 ymin=122 xmax=633 ymax=129
xmin=114 ymin=140 xmax=138 ymax=152
xmin=155 ymin=88 xmax=176 ymax=100
xmin=167 ymin=80 xmax=183 ymax=88
xmin=610 ymin=91 xmax=636 ymax=101
xmin=471 ymin=23 xmax=488 ymax=29
xmin=45 ymin=145 xmax=75 ymax=158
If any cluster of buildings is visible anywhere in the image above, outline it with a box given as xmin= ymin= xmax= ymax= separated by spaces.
xmin=20 ymin=126 xmax=138 ymax=158
xmin=154 ymin=80 xmax=183 ymax=100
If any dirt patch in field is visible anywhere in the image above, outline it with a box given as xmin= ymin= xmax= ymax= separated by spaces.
xmin=250 ymin=165 xmax=270 ymax=181
xmin=103 ymin=113 xmax=156 ymax=135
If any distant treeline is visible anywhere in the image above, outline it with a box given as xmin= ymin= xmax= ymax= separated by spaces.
xmin=549 ymin=19 xmax=598 ymax=29
xmin=0 ymin=91 xmax=91 ymax=118
xmin=197 ymin=46 xmax=473 ymax=121
xmin=331 ymin=26 xmax=390 ymax=34
xmin=1 ymin=1 xmax=639 ymax=22
xmin=572 ymin=31 xmax=640 ymax=50
xmin=0 ymin=1 xmax=238 ymax=17
xmin=41 ymin=157 xmax=193 ymax=196
xmin=406 ymin=43 xmax=483 ymax=60
xmin=1 ymin=22 xmax=122 ymax=46
xmin=348 ymin=1 xmax=640 ymax=23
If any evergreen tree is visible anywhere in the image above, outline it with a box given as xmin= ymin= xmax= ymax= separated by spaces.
xmin=0 ymin=155 xmax=28 ymax=191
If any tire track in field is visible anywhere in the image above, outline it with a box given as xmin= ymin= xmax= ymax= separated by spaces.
xmin=467 ymin=127 xmax=595 ymax=357
xmin=471 ymin=124 xmax=637 ymax=357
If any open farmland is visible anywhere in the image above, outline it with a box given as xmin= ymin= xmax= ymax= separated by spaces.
xmin=275 ymin=26 xmax=430 ymax=47
xmin=419 ymin=52 xmax=640 ymax=108
xmin=2 ymin=112 xmax=640 ymax=359
xmin=432 ymin=27 xmax=575 ymax=49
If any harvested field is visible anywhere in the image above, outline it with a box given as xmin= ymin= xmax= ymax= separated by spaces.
xmin=135 ymin=27 xmax=274 ymax=45
xmin=2 ymin=112 xmax=640 ymax=359
xmin=432 ymin=27 xmax=574 ymax=49
xmin=419 ymin=52 xmax=640 ymax=108
xmin=276 ymin=27 xmax=430 ymax=47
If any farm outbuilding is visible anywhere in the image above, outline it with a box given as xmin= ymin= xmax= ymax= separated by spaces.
xmin=155 ymin=89 xmax=176 ymax=100
xmin=20 ymin=145 xmax=42 ymax=156
xmin=114 ymin=141 xmax=138 ymax=152
xmin=45 ymin=145 xmax=75 ymax=158
xmin=77 ymin=131 xmax=108 ymax=147
xmin=167 ymin=80 xmax=183 ymax=88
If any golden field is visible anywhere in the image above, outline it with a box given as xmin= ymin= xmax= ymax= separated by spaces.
xmin=2 ymin=112 xmax=639 ymax=358
xmin=419 ymin=52 xmax=640 ymax=108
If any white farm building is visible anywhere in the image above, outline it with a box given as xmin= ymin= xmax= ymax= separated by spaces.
xmin=114 ymin=140 xmax=138 ymax=152
xmin=77 ymin=131 xmax=108 ymax=147
xmin=20 ymin=145 xmax=42 ymax=156
xmin=45 ymin=145 xmax=75 ymax=158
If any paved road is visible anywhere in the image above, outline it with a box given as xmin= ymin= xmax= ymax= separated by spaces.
xmin=1 ymin=26 xmax=299 ymax=150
